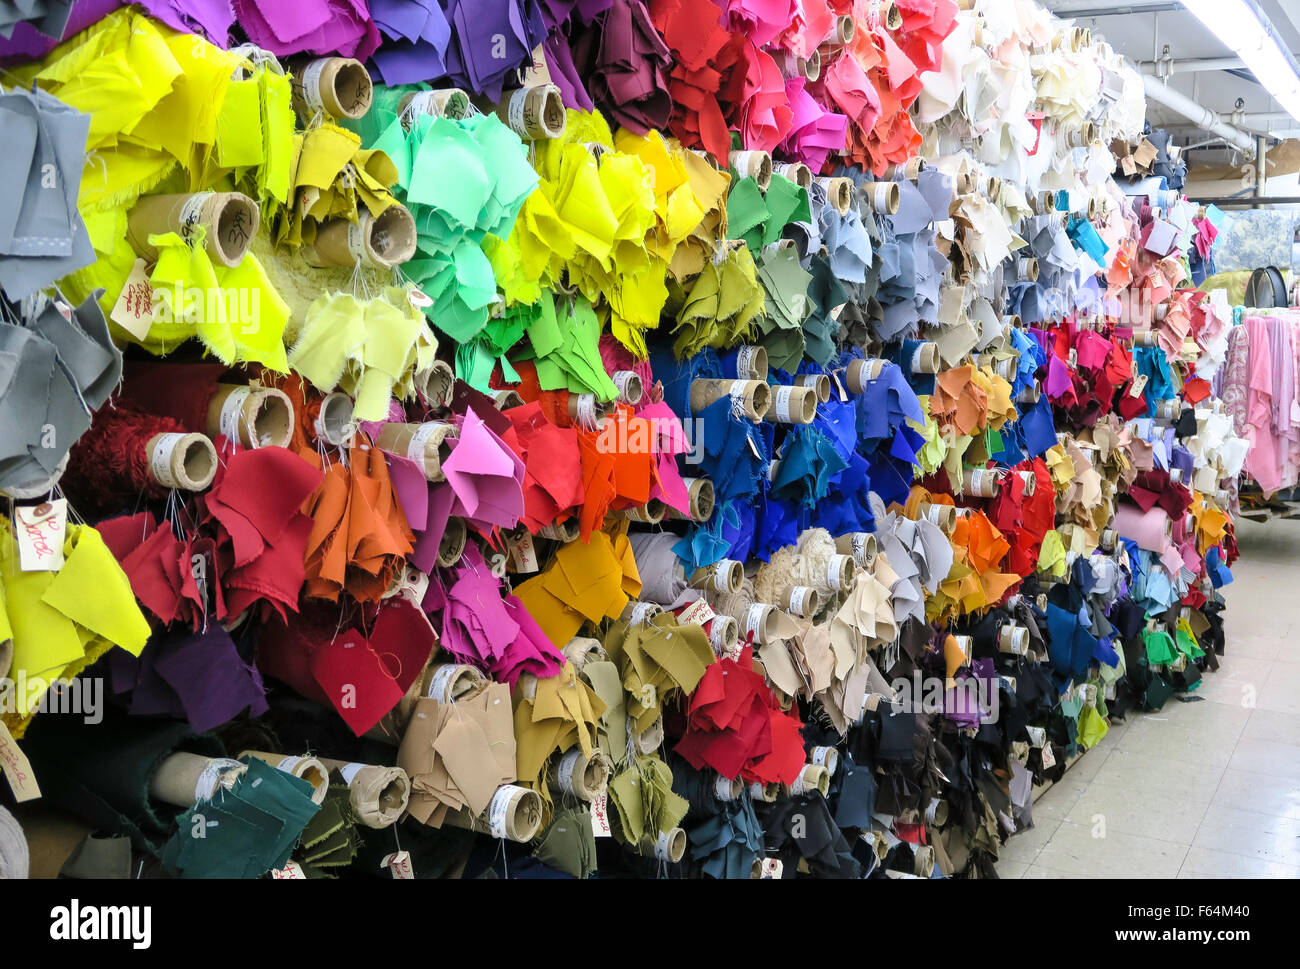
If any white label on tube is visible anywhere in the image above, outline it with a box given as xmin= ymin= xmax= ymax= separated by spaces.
xmin=488 ymin=785 xmax=526 ymax=839
xmin=149 ymin=433 xmax=187 ymax=489
xmin=507 ymin=87 xmax=530 ymax=135
xmin=178 ymin=192 xmax=214 ymax=244
xmin=774 ymin=386 xmax=794 ymax=422
xmin=812 ymin=746 xmax=833 ymax=767
xmin=827 ymin=554 xmax=849 ymax=591
xmin=874 ymin=183 xmax=890 ymax=211
xmin=218 ymin=386 xmax=253 ymax=445
xmin=969 ymin=468 xmax=985 ymax=494
xmin=613 ymin=370 xmax=639 ymax=402
xmin=737 ymin=346 xmax=759 ymax=378
xmin=276 ymin=755 xmax=304 ymax=774
xmin=745 ymin=603 xmax=771 ymax=640
xmin=789 ymin=586 xmax=813 ymax=615
xmin=715 ymin=775 xmax=736 ymax=800
xmin=427 ymin=665 xmax=459 ymax=703
xmin=574 ymin=394 xmax=598 ymax=428
xmin=712 ymin=562 xmax=733 ymax=593
xmin=339 ymin=762 xmax=366 ymax=786
xmin=406 ymin=423 xmax=442 ymax=465
xmin=301 ymin=59 xmax=327 ymax=115
xmin=555 ymin=748 xmax=581 ymax=795
xmin=654 ymin=830 xmax=673 ymax=861
xmin=708 ymin=617 xmax=733 ymax=651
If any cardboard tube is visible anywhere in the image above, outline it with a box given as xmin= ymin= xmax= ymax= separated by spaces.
xmin=563 ymin=636 xmax=607 ymax=669
xmin=1034 ymin=190 xmax=1057 ymax=214
xmin=146 ymin=432 xmax=217 ymax=491
xmin=909 ymin=342 xmax=940 ymax=374
xmin=620 ymin=600 xmax=663 ymax=625
xmin=764 ymin=385 xmax=817 ymax=424
xmin=399 ymin=88 xmax=473 ymax=124
xmin=845 ymin=357 xmax=886 ymax=393
xmin=998 ymin=624 xmax=1029 ymax=656
xmin=707 ymin=614 xmax=739 ymax=654
xmin=550 ymin=748 xmax=610 ymax=802
xmin=239 ymin=752 xmax=329 ymax=805
xmin=634 ymin=715 xmax=664 ymax=754
xmin=303 ymin=205 xmax=418 ymax=269
xmin=127 ymin=192 xmax=260 ymax=268
xmin=741 ymin=603 xmax=778 ymax=644
xmin=566 ymin=393 xmax=615 ymax=427
xmin=715 ymin=775 xmax=743 ymax=801
xmin=780 ymin=584 xmax=820 ymax=618
xmin=150 ymin=753 xmax=245 ymax=808
xmin=836 ymin=532 xmax=878 ymax=567
xmin=313 ymin=392 xmax=354 ymax=446
xmin=826 ymin=14 xmax=854 ymax=44
xmin=689 ymin=378 xmax=770 ymax=421
xmin=774 ymin=162 xmax=812 ymax=189
xmin=319 ymin=760 xmax=410 ymax=829
xmin=817 ymin=177 xmax=853 ymax=215
xmin=416 ymin=361 xmax=455 ymax=409
xmin=436 ymin=517 xmax=467 ymax=567
xmin=291 ymin=57 xmax=373 ymax=120
xmin=497 ymin=84 xmax=567 ymax=141
xmin=803 ymin=48 xmax=821 ymax=80
xmin=423 ymin=663 xmax=489 ymax=704
xmin=825 ymin=553 xmax=854 ymax=593
xmin=375 ymin=422 xmax=456 ymax=482
xmin=1017 ymin=257 xmax=1039 ymax=281
xmin=791 ymin=763 xmax=830 ymax=796
xmin=490 ymin=388 xmax=525 ymax=410
xmin=622 ymin=499 xmax=666 ymax=524
xmin=665 ymin=476 xmax=717 ymax=522
xmin=793 ymin=373 xmax=831 ymax=402
xmin=646 ymin=827 xmax=687 ymax=863
xmin=206 ymin=384 xmax=293 ymax=450
xmin=730 ymin=150 xmax=772 ymax=191
xmin=811 ymin=745 xmax=839 ymax=774
xmin=612 ymin=370 xmax=643 ymax=405
xmin=735 ymin=344 xmax=769 ymax=379
xmin=748 ymin=781 xmax=781 ymax=803
xmin=920 ymin=502 xmax=957 ymax=532
xmin=538 ymin=517 xmax=580 ymax=542
xmin=691 ymin=559 xmax=743 ymax=593
xmin=960 ymin=467 xmax=1000 ymax=498
xmin=863 ymin=181 xmax=901 ymax=214
xmin=1015 ymin=470 xmax=1037 ymax=497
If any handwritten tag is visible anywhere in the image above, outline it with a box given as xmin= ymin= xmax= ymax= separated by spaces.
xmin=1128 ymin=373 xmax=1148 ymax=398
xmin=15 ymin=500 xmax=66 ymax=572
xmin=507 ymin=529 xmax=539 ymax=573
xmin=676 ymin=598 xmax=716 ymax=627
xmin=590 ymin=791 xmax=612 ymax=837
xmin=109 ymin=259 xmax=156 ymax=340
xmin=380 ymin=850 xmax=414 ymax=879
xmin=0 ymin=720 xmax=40 ymax=802
xmin=1040 ymin=743 xmax=1056 ymax=769
xmin=760 ymin=858 xmax=783 ymax=879
xmin=408 ymin=287 xmax=433 ymax=309
xmin=270 ymin=861 xmax=305 ymax=879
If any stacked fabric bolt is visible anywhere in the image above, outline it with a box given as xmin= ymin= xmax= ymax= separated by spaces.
xmin=0 ymin=0 xmax=1248 ymax=881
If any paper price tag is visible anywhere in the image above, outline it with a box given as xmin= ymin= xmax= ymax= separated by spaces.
xmin=677 ymin=598 xmax=716 ymax=626
xmin=0 ymin=720 xmax=40 ymax=802
xmin=380 ymin=850 xmax=415 ymax=879
xmin=109 ymin=259 xmax=157 ymax=340
xmin=1128 ymin=374 xmax=1148 ymax=398
xmin=271 ymin=861 xmax=305 ymax=879
xmin=1040 ymin=743 xmax=1056 ymax=769
xmin=590 ymin=792 xmax=612 ymax=837
xmin=508 ymin=529 xmax=539 ymax=573
xmin=760 ymin=858 xmax=783 ymax=879
xmin=15 ymin=500 xmax=66 ymax=572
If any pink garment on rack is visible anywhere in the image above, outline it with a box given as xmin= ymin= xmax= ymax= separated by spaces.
xmin=1243 ymin=315 xmax=1283 ymax=492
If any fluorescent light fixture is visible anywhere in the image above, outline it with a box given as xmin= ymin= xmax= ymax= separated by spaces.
xmin=1180 ymin=0 xmax=1300 ymax=122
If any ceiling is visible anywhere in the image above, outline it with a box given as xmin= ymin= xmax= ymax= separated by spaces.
xmin=1042 ymin=0 xmax=1300 ymax=160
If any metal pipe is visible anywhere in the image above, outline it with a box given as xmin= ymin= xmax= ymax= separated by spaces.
xmin=1256 ymin=135 xmax=1268 ymax=198
xmin=1141 ymin=74 xmax=1257 ymax=151
xmin=1048 ymin=0 xmax=1183 ymax=14
xmin=1137 ymin=57 xmax=1246 ymax=73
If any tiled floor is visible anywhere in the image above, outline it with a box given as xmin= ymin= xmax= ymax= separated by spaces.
xmin=996 ymin=518 xmax=1300 ymax=878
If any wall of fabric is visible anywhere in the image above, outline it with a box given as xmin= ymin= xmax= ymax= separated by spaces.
xmin=0 ymin=0 xmax=1245 ymax=880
